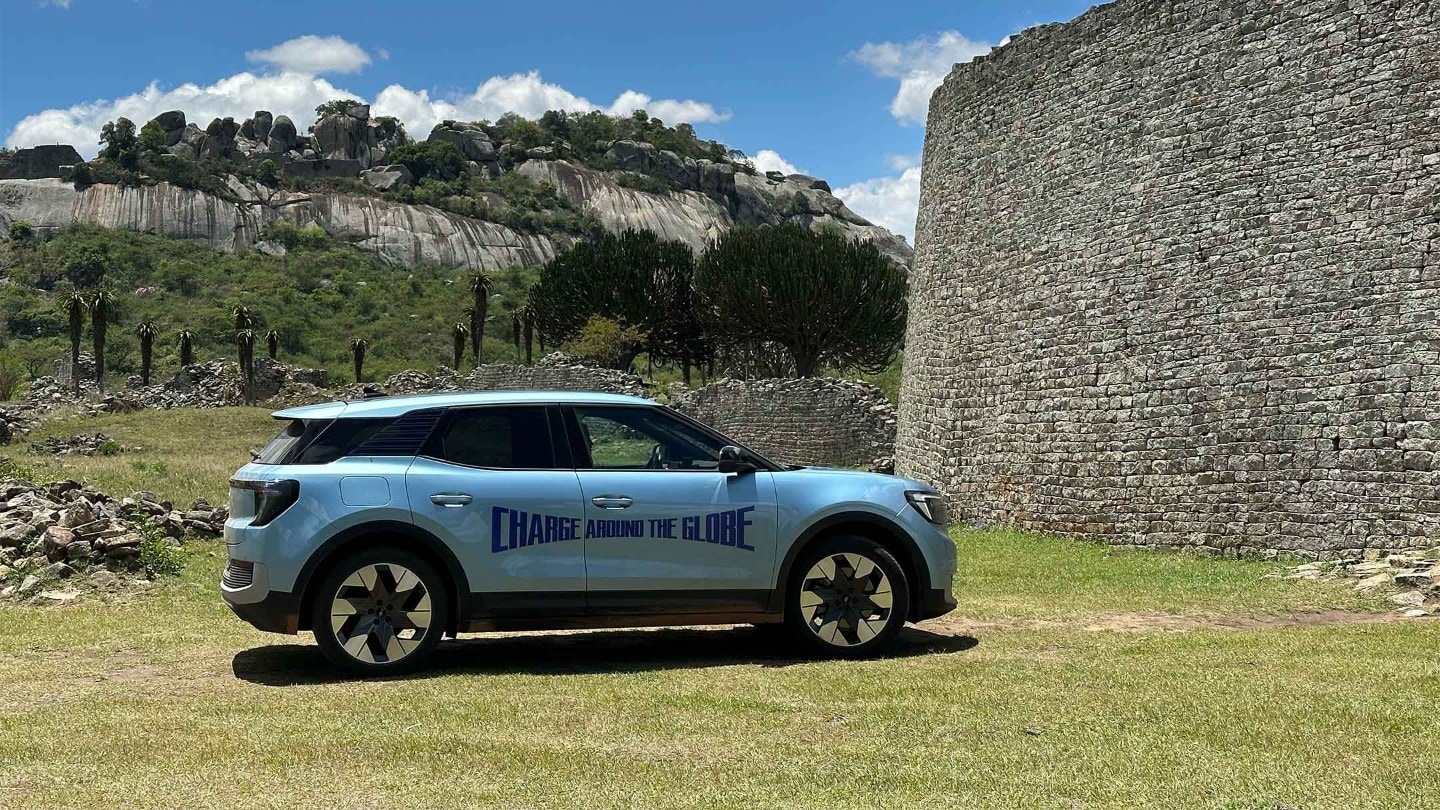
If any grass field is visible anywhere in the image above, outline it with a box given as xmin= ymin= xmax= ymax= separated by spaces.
xmin=1 ymin=409 xmax=1437 ymax=808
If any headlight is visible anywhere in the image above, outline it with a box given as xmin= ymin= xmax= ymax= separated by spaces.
xmin=905 ymin=490 xmax=950 ymax=526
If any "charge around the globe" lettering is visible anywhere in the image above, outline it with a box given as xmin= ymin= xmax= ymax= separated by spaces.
xmin=490 ymin=505 xmax=755 ymax=553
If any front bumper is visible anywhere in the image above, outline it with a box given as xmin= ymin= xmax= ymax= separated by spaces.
xmin=917 ymin=587 xmax=957 ymax=620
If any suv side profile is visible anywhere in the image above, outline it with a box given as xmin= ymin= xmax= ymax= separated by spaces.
xmin=222 ymin=391 xmax=956 ymax=674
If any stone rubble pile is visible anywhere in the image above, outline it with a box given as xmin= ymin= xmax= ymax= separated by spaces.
xmin=0 ymin=480 xmax=227 ymax=603
xmin=1273 ymin=549 xmax=1440 ymax=617
xmin=29 ymin=433 xmax=119 ymax=456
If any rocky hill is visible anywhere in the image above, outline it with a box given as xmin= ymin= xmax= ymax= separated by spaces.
xmin=0 ymin=106 xmax=910 ymax=270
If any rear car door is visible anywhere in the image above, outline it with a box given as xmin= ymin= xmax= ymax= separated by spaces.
xmin=566 ymin=405 xmax=778 ymax=616
xmin=406 ymin=405 xmax=586 ymax=618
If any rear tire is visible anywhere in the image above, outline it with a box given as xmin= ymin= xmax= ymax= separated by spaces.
xmin=310 ymin=547 xmax=449 ymax=676
xmin=783 ymin=534 xmax=910 ymax=659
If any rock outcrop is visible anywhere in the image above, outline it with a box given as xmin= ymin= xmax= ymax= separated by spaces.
xmin=0 ymin=145 xmax=84 ymax=180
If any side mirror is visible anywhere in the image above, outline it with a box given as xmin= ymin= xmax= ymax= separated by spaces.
xmin=718 ymin=445 xmax=757 ymax=474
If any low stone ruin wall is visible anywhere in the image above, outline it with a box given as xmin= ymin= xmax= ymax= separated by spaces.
xmin=672 ymin=378 xmax=895 ymax=467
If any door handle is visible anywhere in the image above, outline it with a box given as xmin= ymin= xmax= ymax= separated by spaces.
xmin=430 ymin=493 xmax=473 ymax=508
xmin=590 ymin=496 xmax=634 ymax=510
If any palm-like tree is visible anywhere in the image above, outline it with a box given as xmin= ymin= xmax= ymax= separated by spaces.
xmin=350 ymin=337 xmax=369 ymax=384
xmin=451 ymin=323 xmax=469 ymax=370
xmin=236 ymin=329 xmax=256 ymax=404
xmin=511 ymin=311 xmax=522 ymax=354
xmin=264 ymin=329 xmax=280 ymax=361
xmin=137 ymin=321 xmax=158 ymax=386
xmin=178 ymin=330 xmax=195 ymax=367
xmin=89 ymin=289 xmax=115 ymax=393
xmin=467 ymin=271 xmax=493 ymax=366
xmin=61 ymin=291 xmax=86 ymax=394
xmin=520 ymin=305 xmax=536 ymax=366
xmin=231 ymin=305 xmax=254 ymax=332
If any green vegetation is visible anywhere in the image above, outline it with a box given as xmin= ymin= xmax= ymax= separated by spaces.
xmin=313 ymin=98 xmax=363 ymax=120
xmin=0 ymin=408 xmax=1435 ymax=806
xmin=696 ymin=224 xmax=908 ymax=377
xmin=0 ymin=225 xmax=545 ymax=384
xmin=529 ymin=229 xmax=703 ymax=377
xmin=485 ymin=108 xmax=734 ymax=171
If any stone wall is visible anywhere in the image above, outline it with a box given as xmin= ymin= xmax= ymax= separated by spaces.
xmin=467 ymin=357 xmax=646 ymax=398
xmin=673 ymin=378 xmax=895 ymax=467
xmin=897 ymin=0 xmax=1440 ymax=557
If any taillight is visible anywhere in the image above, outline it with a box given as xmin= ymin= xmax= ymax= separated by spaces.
xmin=230 ymin=478 xmax=299 ymax=526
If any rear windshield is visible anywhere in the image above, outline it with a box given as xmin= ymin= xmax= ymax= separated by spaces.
xmin=254 ymin=419 xmax=321 ymax=464
xmin=253 ymin=413 xmax=438 ymax=465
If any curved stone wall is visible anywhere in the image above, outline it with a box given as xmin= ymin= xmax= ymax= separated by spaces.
xmin=673 ymin=378 xmax=895 ymax=467
xmin=897 ymin=0 xmax=1440 ymax=556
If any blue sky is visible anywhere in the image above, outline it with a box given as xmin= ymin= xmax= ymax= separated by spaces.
xmin=0 ymin=0 xmax=1095 ymax=239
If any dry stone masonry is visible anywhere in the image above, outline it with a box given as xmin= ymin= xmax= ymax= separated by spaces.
xmin=672 ymin=378 xmax=896 ymax=467
xmin=897 ymin=0 xmax=1440 ymax=557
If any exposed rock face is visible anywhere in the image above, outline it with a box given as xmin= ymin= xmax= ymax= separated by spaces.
xmin=896 ymin=0 xmax=1440 ymax=555
xmin=313 ymin=110 xmax=377 ymax=168
xmin=0 ymin=178 xmax=555 ymax=270
xmin=0 ymin=145 xmax=83 ymax=180
xmin=520 ymin=158 xmax=911 ymax=261
xmin=518 ymin=160 xmax=730 ymax=248
xmin=427 ymin=121 xmax=501 ymax=177
xmin=267 ymin=115 xmax=298 ymax=153
xmin=360 ymin=164 xmax=413 ymax=191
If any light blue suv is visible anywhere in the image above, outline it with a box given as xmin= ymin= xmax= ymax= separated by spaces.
xmin=222 ymin=391 xmax=956 ymax=674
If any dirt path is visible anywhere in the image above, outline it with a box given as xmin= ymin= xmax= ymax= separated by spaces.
xmin=918 ymin=608 xmax=1421 ymax=636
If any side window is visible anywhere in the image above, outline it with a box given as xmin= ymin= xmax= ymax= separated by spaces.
xmin=574 ymin=407 xmax=724 ymax=471
xmin=436 ymin=407 xmax=555 ymax=469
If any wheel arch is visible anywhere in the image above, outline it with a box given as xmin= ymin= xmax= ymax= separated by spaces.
xmin=295 ymin=520 xmax=471 ymax=634
xmin=771 ymin=511 xmax=931 ymax=618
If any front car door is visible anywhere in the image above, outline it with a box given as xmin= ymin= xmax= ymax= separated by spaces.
xmin=565 ymin=405 xmax=778 ymax=617
xmin=406 ymin=404 xmax=586 ymax=619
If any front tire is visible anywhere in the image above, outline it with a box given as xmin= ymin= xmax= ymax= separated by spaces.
xmin=310 ymin=547 xmax=449 ymax=676
xmin=783 ymin=534 xmax=910 ymax=658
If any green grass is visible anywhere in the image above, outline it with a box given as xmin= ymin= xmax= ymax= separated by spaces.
xmin=14 ymin=406 xmax=276 ymax=505
xmin=0 ymin=408 xmax=1436 ymax=807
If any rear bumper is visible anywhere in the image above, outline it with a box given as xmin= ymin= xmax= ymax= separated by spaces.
xmin=224 ymin=588 xmax=302 ymax=634
xmin=917 ymin=587 xmax=957 ymax=621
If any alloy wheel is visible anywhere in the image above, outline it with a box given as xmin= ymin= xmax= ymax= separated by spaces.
xmin=329 ymin=563 xmax=433 ymax=664
xmin=798 ymin=552 xmax=894 ymax=646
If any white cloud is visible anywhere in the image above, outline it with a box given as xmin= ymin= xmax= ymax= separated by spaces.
xmin=41 ymin=0 xmax=72 ymax=7
xmin=850 ymin=31 xmax=993 ymax=124
xmin=7 ymin=66 xmax=728 ymax=157
xmin=373 ymin=70 xmax=729 ymax=138
xmin=6 ymin=72 xmax=361 ymax=156
xmin=834 ymin=166 xmax=922 ymax=242
xmin=246 ymin=35 xmax=372 ymax=75
xmin=748 ymin=149 xmax=802 ymax=176
xmin=884 ymin=153 xmax=920 ymax=172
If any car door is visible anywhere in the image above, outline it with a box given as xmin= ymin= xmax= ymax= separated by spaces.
xmin=566 ymin=404 xmax=778 ymax=616
xmin=406 ymin=404 xmax=586 ymax=618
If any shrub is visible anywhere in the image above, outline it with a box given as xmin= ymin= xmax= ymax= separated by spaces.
xmin=7 ymin=221 xmax=34 ymax=243
xmin=138 ymin=529 xmax=187 ymax=577
xmin=387 ymin=140 xmax=468 ymax=182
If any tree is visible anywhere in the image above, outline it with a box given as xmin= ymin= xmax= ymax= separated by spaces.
xmin=89 ymin=289 xmax=115 ymax=393
xmin=511 ymin=311 xmax=522 ymax=353
xmin=231 ymin=305 xmax=254 ymax=332
xmin=350 ymin=337 xmax=369 ymax=383
xmin=139 ymin=120 xmax=166 ymax=154
xmin=521 ymin=305 xmax=536 ymax=365
xmin=564 ymin=317 xmax=647 ymax=369
xmin=467 ymin=271 xmax=493 ymax=365
xmin=137 ymin=321 xmax=158 ymax=385
xmin=451 ymin=323 xmax=468 ymax=370
xmin=99 ymin=117 xmax=140 ymax=170
xmin=695 ymin=224 xmax=907 ymax=377
xmin=527 ymin=229 xmax=697 ymax=372
xmin=7 ymin=221 xmax=34 ymax=243
xmin=314 ymin=99 xmax=363 ymax=120
xmin=236 ymin=330 xmax=256 ymax=404
xmin=387 ymin=141 xmax=468 ymax=182
xmin=178 ymin=330 xmax=195 ymax=367
xmin=61 ymin=291 xmax=87 ymax=395
xmin=264 ymin=329 xmax=280 ymax=360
